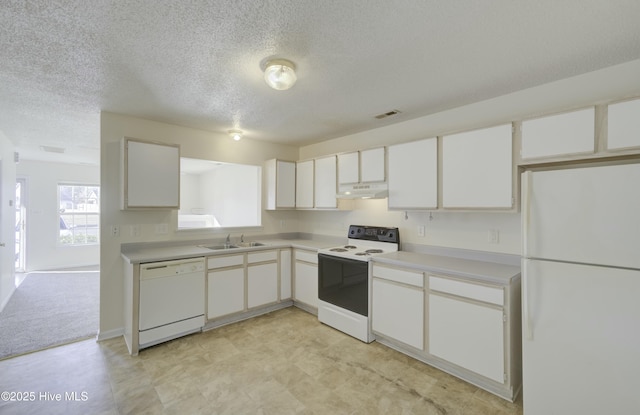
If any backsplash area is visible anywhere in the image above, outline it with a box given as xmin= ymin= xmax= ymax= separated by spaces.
xmin=296 ymin=199 xmax=521 ymax=255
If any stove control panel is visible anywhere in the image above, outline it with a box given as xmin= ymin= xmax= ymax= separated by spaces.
xmin=348 ymin=225 xmax=399 ymax=244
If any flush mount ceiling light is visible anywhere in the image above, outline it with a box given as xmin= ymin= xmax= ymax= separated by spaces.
xmin=263 ymin=59 xmax=297 ymax=90
xmin=228 ymin=129 xmax=243 ymax=141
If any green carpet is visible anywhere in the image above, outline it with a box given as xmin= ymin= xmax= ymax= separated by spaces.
xmin=0 ymin=272 xmax=99 ymax=360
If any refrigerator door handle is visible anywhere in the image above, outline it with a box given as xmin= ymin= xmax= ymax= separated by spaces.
xmin=522 ymin=171 xmax=534 ymax=340
xmin=523 ymin=258 xmax=534 ymax=340
xmin=522 ymin=170 xmax=532 ymax=256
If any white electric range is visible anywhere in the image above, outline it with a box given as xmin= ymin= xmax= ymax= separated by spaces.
xmin=317 ymin=225 xmax=400 ymax=342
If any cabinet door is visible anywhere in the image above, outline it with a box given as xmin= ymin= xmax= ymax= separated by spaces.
xmin=607 ymin=99 xmax=640 ymax=150
xmin=294 ymin=261 xmax=318 ymax=308
xmin=266 ymin=159 xmax=296 ymax=209
xmin=388 ymin=138 xmax=437 ymax=209
xmin=314 ymin=155 xmax=337 ymax=209
xmin=521 ymin=108 xmax=594 ymax=159
xmin=442 ymin=124 xmax=513 ymax=208
xmin=372 ymin=278 xmax=424 ymax=350
xmin=360 ymin=147 xmax=385 ymax=182
xmin=280 ymin=249 xmax=292 ymax=300
xmin=122 ymin=138 xmax=180 ymax=209
xmin=248 ymin=263 xmax=278 ymax=308
xmin=296 ymin=160 xmax=314 ymax=208
xmin=428 ymin=293 xmax=505 ymax=383
xmin=338 ymin=152 xmax=359 ymax=185
xmin=207 ymin=268 xmax=244 ymax=319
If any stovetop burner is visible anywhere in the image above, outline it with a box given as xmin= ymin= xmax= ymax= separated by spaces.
xmin=318 ymin=225 xmax=400 ymax=262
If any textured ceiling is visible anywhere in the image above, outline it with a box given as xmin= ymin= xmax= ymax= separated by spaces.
xmin=1 ymin=0 xmax=640 ymax=165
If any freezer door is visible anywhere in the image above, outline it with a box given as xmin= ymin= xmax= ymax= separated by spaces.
xmin=522 ymin=259 xmax=640 ymax=415
xmin=522 ymin=163 xmax=640 ymax=269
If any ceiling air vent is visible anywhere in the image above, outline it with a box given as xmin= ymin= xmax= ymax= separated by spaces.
xmin=374 ymin=109 xmax=401 ymax=120
xmin=40 ymin=145 xmax=66 ymax=153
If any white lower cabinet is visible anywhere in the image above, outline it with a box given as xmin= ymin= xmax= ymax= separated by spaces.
xmin=207 ymin=249 xmax=286 ymax=321
xmin=279 ymin=249 xmax=292 ymax=300
xmin=248 ymin=262 xmax=278 ymax=309
xmin=207 ymin=266 xmax=244 ymax=319
xmin=294 ymin=249 xmax=318 ymax=310
xmin=372 ymin=278 xmax=424 ymax=350
xmin=371 ymin=262 xmax=521 ymax=402
xmin=429 ymin=293 xmax=504 ymax=383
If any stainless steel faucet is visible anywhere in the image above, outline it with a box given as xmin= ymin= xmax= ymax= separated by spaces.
xmin=240 ymin=234 xmax=244 ymax=243
xmin=225 ymin=234 xmax=231 ymax=247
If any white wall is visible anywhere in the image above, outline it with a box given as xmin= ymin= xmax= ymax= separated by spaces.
xmin=0 ymin=131 xmax=16 ymax=312
xmin=16 ymin=160 xmax=100 ymax=271
xmin=298 ymin=200 xmax=522 ymax=254
xmin=298 ymin=59 xmax=640 ymax=255
xmin=99 ymin=112 xmax=299 ymax=337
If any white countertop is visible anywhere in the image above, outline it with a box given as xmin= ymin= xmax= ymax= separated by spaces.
xmin=373 ymin=251 xmax=521 ymax=285
xmin=121 ymin=237 xmax=521 ymax=285
xmin=121 ymin=238 xmax=337 ymax=264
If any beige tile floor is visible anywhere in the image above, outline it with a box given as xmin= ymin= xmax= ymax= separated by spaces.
xmin=0 ymin=307 xmax=523 ymax=414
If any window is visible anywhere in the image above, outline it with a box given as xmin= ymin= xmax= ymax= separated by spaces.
xmin=178 ymin=158 xmax=261 ymax=229
xmin=58 ymin=184 xmax=100 ymax=245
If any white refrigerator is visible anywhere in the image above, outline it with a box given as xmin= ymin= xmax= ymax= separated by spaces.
xmin=522 ymin=162 xmax=640 ymax=415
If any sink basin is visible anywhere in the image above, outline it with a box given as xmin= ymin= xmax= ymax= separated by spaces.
xmin=237 ymin=242 xmax=265 ymax=247
xmin=199 ymin=244 xmax=239 ymax=250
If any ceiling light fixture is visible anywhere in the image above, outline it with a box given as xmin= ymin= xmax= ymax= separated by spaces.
xmin=263 ymin=59 xmax=297 ymax=90
xmin=228 ymin=129 xmax=243 ymax=141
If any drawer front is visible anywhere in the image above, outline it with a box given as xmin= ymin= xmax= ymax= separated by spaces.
xmin=247 ymin=250 xmax=278 ymax=263
xmin=373 ymin=265 xmax=423 ymax=288
xmin=208 ymin=254 xmax=244 ymax=269
xmin=429 ymin=275 xmax=504 ymax=306
xmin=295 ymin=250 xmax=318 ymax=264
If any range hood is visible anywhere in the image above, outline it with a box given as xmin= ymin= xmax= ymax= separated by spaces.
xmin=336 ymin=183 xmax=388 ymax=199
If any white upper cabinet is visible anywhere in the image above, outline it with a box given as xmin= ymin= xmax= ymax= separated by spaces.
xmin=360 ymin=147 xmax=386 ymax=182
xmin=337 ymin=152 xmax=359 ymax=185
xmin=265 ymin=159 xmax=296 ymax=210
xmin=388 ymin=138 xmax=437 ymax=209
xmin=521 ymin=108 xmax=595 ymax=160
xmin=314 ymin=155 xmax=337 ymax=209
xmin=338 ymin=147 xmax=385 ymax=185
xmin=442 ymin=124 xmax=513 ymax=209
xmin=296 ymin=160 xmax=314 ymax=208
xmin=121 ymin=137 xmax=180 ymax=210
xmin=607 ymin=99 xmax=640 ymax=151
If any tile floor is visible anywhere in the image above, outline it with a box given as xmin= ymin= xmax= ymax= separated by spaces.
xmin=0 ymin=307 xmax=523 ymax=414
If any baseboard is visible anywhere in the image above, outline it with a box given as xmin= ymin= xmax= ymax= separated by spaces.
xmin=96 ymin=327 xmax=124 ymax=341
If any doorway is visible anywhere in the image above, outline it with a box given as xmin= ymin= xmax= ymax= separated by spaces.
xmin=15 ymin=178 xmax=26 ymax=273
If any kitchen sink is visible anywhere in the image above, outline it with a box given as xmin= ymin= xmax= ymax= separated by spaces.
xmin=198 ymin=244 xmax=239 ymax=250
xmin=236 ymin=242 xmax=265 ymax=247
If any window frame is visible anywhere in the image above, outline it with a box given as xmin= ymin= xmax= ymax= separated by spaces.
xmin=57 ymin=183 xmax=100 ymax=246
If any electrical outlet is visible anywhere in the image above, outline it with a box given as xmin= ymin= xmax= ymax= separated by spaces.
xmin=110 ymin=225 xmax=120 ymax=237
xmin=488 ymin=229 xmax=500 ymax=244
xmin=417 ymin=225 xmax=425 ymax=237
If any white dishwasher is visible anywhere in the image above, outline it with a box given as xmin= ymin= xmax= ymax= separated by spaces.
xmin=139 ymin=257 xmax=205 ymax=349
